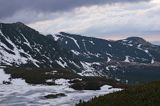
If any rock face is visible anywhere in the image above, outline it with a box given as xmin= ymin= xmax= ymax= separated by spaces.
xmin=0 ymin=22 xmax=79 ymax=70
xmin=0 ymin=22 xmax=160 ymax=81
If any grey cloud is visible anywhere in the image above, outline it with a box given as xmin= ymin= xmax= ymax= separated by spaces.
xmin=0 ymin=0 xmax=150 ymax=19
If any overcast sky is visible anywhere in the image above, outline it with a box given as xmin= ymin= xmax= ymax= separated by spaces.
xmin=0 ymin=0 xmax=160 ymax=42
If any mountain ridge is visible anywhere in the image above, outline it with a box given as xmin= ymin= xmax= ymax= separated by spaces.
xmin=1 ymin=22 xmax=160 ymax=83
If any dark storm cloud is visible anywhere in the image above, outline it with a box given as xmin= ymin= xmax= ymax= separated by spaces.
xmin=0 ymin=0 xmax=150 ymax=19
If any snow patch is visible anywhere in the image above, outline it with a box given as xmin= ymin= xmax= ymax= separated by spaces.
xmin=106 ymin=67 xmax=109 ymax=70
xmin=128 ymin=44 xmax=133 ymax=46
xmin=100 ymin=85 xmax=112 ymax=91
xmin=79 ymin=62 xmax=99 ymax=76
xmin=45 ymin=70 xmax=57 ymax=75
xmin=71 ymin=50 xmax=80 ymax=55
xmin=92 ymin=62 xmax=101 ymax=65
xmin=55 ymin=79 xmax=70 ymax=86
xmin=20 ymin=32 xmax=32 ymax=49
xmin=56 ymin=57 xmax=68 ymax=68
xmin=52 ymin=34 xmax=60 ymax=41
xmin=67 ymin=36 xmax=80 ymax=49
xmin=108 ymin=44 xmax=112 ymax=47
xmin=46 ymin=79 xmax=53 ymax=83
xmin=12 ymin=79 xmax=28 ymax=86
xmin=69 ymin=61 xmax=81 ymax=68
xmin=56 ymin=60 xmax=66 ymax=68
xmin=151 ymin=59 xmax=155 ymax=64
xmin=137 ymin=44 xmax=142 ymax=48
xmin=65 ymin=41 xmax=68 ymax=44
xmin=95 ymin=53 xmax=101 ymax=57
xmin=0 ymin=68 xmax=28 ymax=86
xmin=106 ymin=53 xmax=112 ymax=57
xmin=145 ymin=50 xmax=149 ymax=53
xmin=0 ymin=69 xmax=10 ymax=84
xmin=89 ymin=41 xmax=95 ymax=45
xmin=107 ymin=57 xmax=111 ymax=62
xmin=124 ymin=56 xmax=130 ymax=62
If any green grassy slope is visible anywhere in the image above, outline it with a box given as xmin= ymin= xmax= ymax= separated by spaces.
xmin=77 ymin=81 xmax=160 ymax=106
xmin=4 ymin=67 xmax=127 ymax=90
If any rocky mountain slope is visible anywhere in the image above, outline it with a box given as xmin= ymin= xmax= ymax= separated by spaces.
xmin=0 ymin=22 xmax=160 ymax=83
xmin=0 ymin=22 xmax=80 ymax=70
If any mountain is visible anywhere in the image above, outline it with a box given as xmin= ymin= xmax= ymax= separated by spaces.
xmin=1 ymin=22 xmax=160 ymax=84
xmin=0 ymin=22 xmax=80 ymax=70
xmin=55 ymin=32 xmax=160 ymax=65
